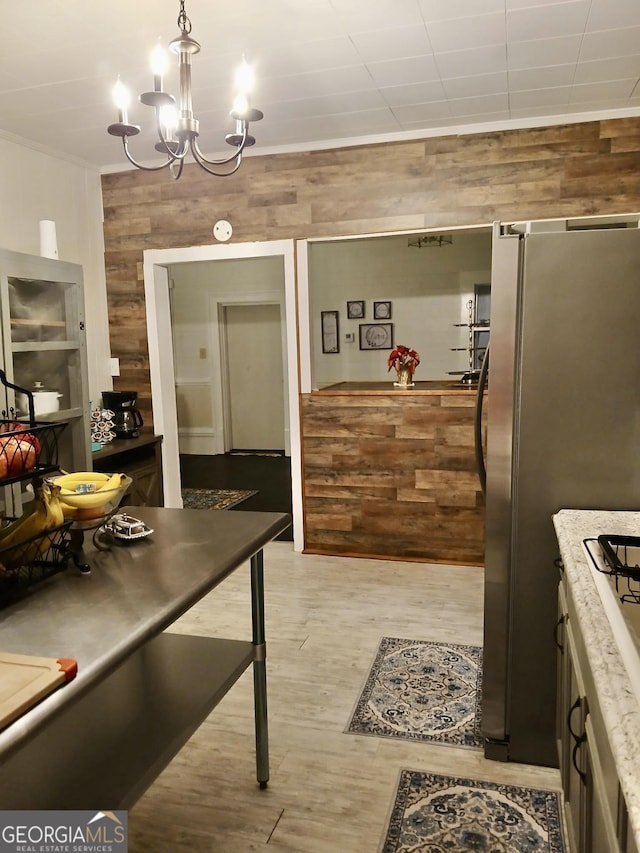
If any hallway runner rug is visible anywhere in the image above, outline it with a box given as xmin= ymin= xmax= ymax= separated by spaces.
xmin=346 ymin=637 xmax=483 ymax=748
xmin=228 ymin=450 xmax=285 ymax=457
xmin=381 ymin=770 xmax=566 ymax=853
xmin=181 ymin=488 xmax=258 ymax=511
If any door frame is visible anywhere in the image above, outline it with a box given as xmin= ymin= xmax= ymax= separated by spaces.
xmin=143 ymin=240 xmax=303 ymax=551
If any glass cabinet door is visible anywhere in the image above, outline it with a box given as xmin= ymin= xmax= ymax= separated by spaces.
xmin=8 ymin=277 xmax=85 ymax=414
xmin=0 ymin=250 xmax=91 ymax=478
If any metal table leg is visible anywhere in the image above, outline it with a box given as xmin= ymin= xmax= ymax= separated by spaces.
xmin=250 ymin=549 xmax=269 ymax=788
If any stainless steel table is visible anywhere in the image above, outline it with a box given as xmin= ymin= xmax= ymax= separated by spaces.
xmin=0 ymin=506 xmax=291 ymax=808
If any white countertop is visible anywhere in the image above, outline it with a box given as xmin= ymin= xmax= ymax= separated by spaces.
xmin=553 ymin=509 xmax=640 ymax=844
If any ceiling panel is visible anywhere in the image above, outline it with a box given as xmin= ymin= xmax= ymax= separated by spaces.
xmin=507 ymin=35 xmax=583 ymax=69
xmin=366 ymin=56 xmax=441 ymax=89
xmin=509 ymin=87 xmax=572 ymax=109
xmin=380 ymin=80 xmax=449 ymax=108
xmin=448 ymin=92 xmax=510 ymax=117
xmin=425 ymin=14 xmax=507 ymax=53
xmin=587 ymin=0 xmax=640 ymax=30
xmin=419 ymin=0 xmax=505 ymax=19
xmin=442 ymin=72 xmax=509 ymax=99
xmin=508 ymin=65 xmax=576 ymax=91
xmin=349 ymin=26 xmax=434 ymax=63
xmin=580 ymin=25 xmax=640 ymax=60
xmin=574 ymin=54 xmax=640 ymax=83
xmin=435 ymin=45 xmax=508 ymax=78
xmin=506 ymin=1 xmax=591 ymax=42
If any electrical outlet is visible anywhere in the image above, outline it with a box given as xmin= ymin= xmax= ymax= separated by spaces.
xmin=199 ymin=347 xmax=207 ymax=359
xmin=109 ymin=357 xmax=120 ymax=376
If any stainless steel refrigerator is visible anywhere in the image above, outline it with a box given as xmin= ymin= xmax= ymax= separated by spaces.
xmin=478 ymin=222 xmax=640 ymax=767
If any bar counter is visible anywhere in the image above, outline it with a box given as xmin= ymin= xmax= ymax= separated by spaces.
xmin=315 ymin=380 xmax=478 ymax=395
xmin=301 ymin=381 xmax=485 ymax=565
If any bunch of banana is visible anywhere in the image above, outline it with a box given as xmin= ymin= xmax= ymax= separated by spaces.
xmin=55 ymin=471 xmax=125 ymax=496
xmin=0 ymin=481 xmax=66 ymax=569
xmin=55 ymin=471 xmax=123 ymax=489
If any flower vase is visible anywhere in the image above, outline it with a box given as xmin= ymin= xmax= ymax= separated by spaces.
xmin=394 ymin=365 xmax=414 ymax=388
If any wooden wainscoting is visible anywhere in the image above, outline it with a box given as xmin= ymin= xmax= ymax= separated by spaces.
xmin=301 ymin=384 xmax=485 ymax=564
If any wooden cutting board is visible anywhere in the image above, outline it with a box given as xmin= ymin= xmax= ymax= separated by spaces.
xmin=0 ymin=652 xmax=77 ymax=731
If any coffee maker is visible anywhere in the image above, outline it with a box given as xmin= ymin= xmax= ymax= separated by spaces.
xmin=101 ymin=390 xmax=144 ymax=439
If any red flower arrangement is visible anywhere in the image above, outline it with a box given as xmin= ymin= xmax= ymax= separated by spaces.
xmin=387 ymin=345 xmax=420 ymax=376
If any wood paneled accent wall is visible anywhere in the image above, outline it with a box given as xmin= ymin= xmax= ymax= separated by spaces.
xmin=101 ymin=118 xmax=640 ymax=425
xmin=301 ymin=387 xmax=484 ymax=564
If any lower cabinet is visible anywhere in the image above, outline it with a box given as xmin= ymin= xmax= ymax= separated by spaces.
xmin=557 ymin=580 xmax=634 ymax=852
xmin=92 ymin=434 xmax=163 ymax=507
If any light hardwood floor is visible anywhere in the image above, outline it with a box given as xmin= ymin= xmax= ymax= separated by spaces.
xmin=129 ymin=542 xmax=562 ymax=852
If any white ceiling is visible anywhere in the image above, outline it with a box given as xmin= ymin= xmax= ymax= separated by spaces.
xmin=1 ymin=0 xmax=639 ymax=172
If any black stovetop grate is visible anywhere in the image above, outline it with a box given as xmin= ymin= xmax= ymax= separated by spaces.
xmin=584 ymin=535 xmax=640 ymax=604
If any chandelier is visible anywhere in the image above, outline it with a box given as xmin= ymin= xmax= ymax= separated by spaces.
xmin=107 ymin=0 xmax=263 ymax=179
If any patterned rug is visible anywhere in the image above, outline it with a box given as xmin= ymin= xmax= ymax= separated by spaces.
xmin=382 ymin=771 xmax=566 ymax=853
xmin=228 ymin=450 xmax=284 ymax=457
xmin=346 ymin=637 xmax=483 ymax=748
xmin=181 ymin=488 xmax=258 ymax=510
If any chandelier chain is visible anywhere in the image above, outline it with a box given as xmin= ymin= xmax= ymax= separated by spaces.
xmin=177 ymin=0 xmax=192 ymax=35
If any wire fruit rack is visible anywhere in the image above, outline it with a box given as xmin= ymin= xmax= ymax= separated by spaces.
xmin=0 ymin=520 xmax=72 ymax=607
xmin=0 ymin=369 xmax=70 ymax=606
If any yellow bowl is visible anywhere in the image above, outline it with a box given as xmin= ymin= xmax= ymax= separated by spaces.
xmin=49 ymin=473 xmax=133 ymax=510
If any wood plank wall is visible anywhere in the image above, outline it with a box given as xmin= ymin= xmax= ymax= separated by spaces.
xmin=101 ymin=118 xmax=640 ymax=426
xmin=301 ymin=390 xmax=484 ymax=564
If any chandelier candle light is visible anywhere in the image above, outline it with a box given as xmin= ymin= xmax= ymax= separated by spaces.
xmin=388 ymin=345 xmax=420 ymax=388
xmin=107 ymin=0 xmax=263 ymax=179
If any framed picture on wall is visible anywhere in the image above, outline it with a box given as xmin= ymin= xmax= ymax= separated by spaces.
xmin=373 ymin=300 xmax=392 ymax=320
xmin=347 ymin=300 xmax=365 ymax=319
xmin=321 ymin=310 xmax=340 ymax=353
xmin=359 ymin=323 xmax=393 ymax=350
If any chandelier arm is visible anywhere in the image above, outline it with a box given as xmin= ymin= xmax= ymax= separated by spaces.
xmin=190 ymin=143 xmax=244 ymax=177
xmin=171 ymin=157 xmax=186 ymax=180
xmin=120 ymin=138 xmax=176 ymax=172
xmin=191 ymin=131 xmax=249 ymax=167
xmin=155 ymin=122 xmax=189 ymax=160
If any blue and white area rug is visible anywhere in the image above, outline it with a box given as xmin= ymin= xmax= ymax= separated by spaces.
xmin=382 ymin=771 xmax=566 ymax=853
xmin=347 ymin=637 xmax=483 ymax=748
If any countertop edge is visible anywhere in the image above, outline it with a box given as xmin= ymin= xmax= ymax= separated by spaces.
xmin=310 ymin=383 xmax=479 ymax=396
xmin=92 ymin=432 xmax=163 ymax=459
xmin=553 ymin=509 xmax=640 ymax=842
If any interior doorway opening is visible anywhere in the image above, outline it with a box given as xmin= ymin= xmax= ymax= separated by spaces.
xmin=169 ymin=254 xmax=290 ymax=457
xmin=143 ymin=240 xmax=302 ymax=550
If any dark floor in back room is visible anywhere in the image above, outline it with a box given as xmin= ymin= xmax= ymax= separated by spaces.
xmin=179 ymin=452 xmax=293 ymax=541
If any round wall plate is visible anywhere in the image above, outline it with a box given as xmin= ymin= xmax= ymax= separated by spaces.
xmin=213 ymin=219 xmax=233 ymax=242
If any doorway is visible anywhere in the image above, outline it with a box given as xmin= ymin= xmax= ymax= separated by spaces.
xmin=143 ymin=240 xmax=303 ymax=551
xmin=223 ymin=303 xmax=285 ymax=451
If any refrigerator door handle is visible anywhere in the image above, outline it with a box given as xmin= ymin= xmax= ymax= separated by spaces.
xmin=474 ymin=341 xmax=489 ymax=497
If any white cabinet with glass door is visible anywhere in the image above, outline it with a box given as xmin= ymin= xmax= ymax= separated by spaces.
xmin=0 ymin=249 xmax=91 ymax=513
